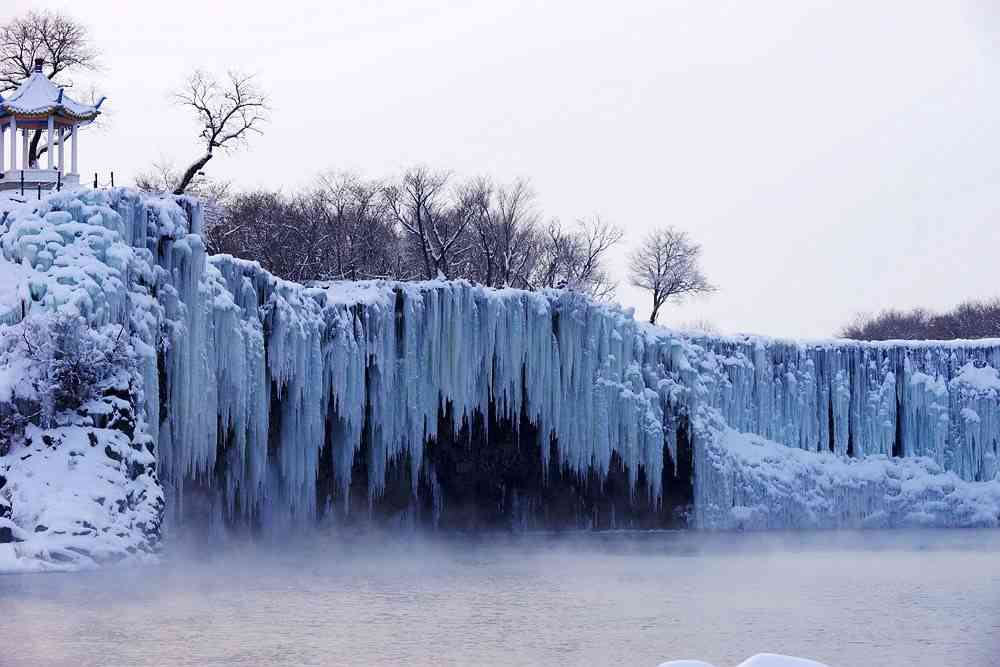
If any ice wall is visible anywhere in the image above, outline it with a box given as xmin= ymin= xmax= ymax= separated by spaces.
xmin=693 ymin=336 xmax=1000 ymax=482
xmin=158 ymin=254 xmax=693 ymax=525
xmin=695 ymin=429 xmax=1000 ymax=529
xmin=3 ymin=188 xmax=999 ymax=535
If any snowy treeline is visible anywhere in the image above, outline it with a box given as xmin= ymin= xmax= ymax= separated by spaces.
xmin=841 ymin=299 xmax=1000 ymax=340
xmin=195 ymin=168 xmax=623 ymax=299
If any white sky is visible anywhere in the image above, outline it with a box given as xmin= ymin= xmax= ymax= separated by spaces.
xmin=7 ymin=0 xmax=999 ymax=337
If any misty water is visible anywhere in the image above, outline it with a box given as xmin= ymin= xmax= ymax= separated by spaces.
xmin=1 ymin=530 xmax=998 ymax=667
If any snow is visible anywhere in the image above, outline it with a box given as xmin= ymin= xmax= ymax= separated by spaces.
xmin=736 ymin=656 xmax=829 ymax=667
xmin=0 ymin=70 xmax=101 ymax=119
xmin=0 ymin=423 xmax=162 ymax=573
xmin=695 ymin=428 xmax=1000 ymax=529
xmin=953 ymin=362 xmax=1000 ymax=393
xmin=658 ymin=655 xmax=829 ymax=667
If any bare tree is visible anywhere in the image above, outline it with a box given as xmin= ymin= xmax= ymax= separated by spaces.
xmin=461 ymin=176 xmax=539 ymax=288
xmin=678 ymin=319 xmax=721 ymax=335
xmin=0 ymin=10 xmax=99 ymax=164
xmin=20 ymin=314 xmax=130 ymax=426
xmin=199 ymin=165 xmax=623 ymax=294
xmin=840 ymin=298 xmax=1000 ymax=340
xmin=315 ymin=171 xmax=358 ymax=279
xmin=628 ymin=226 xmax=715 ymax=324
xmin=173 ymin=70 xmax=269 ymax=195
xmin=386 ymin=166 xmax=474 ymax=280
xmin=136 ymin=159 xmax=232 ymax=237
xmin=531 ymin=216 xmax=623 ymax=299
xmin=314 ymin=171 xmax=400 ymax=280
xmin=207 ymin=190 xmax=327 ymax=282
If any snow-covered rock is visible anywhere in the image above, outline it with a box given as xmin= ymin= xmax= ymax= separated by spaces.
xmin=695 ymin=429 xmax=1000 ymax=529
xmin=658 ymin=655 xmax=829 ymax=667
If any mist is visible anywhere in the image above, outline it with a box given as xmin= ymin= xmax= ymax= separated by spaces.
xmin=3 ymin=529 xmax=999 ymax=666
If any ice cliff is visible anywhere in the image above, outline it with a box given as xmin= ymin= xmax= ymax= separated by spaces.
xmin=0 ymin=188 xmax=998 ymax=569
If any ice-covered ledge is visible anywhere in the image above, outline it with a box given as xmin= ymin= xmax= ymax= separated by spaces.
xmin=0 ymin=168 xmax=79 ymax=192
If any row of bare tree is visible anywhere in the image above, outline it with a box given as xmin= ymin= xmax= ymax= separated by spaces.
xmin=841 ymin=299 xmax=1000 ymax=341
xmin=198 ymin=168 xmax=626 ymax=299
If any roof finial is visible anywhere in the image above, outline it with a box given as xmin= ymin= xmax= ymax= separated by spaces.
xmin=34 ymin=57 xmax=44 ymax=73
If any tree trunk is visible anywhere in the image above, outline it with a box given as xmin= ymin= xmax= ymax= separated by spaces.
xmin=174 ymin=152 xmax=213 ymax=195
xmin=28 ymin=130 xmax=44 ymax=166
xmin=649 ymin=298 xmax=662 ymax=325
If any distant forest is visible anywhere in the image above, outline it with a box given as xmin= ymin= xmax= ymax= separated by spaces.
xmin=841 ymin=299 xmax=1000 ymax=341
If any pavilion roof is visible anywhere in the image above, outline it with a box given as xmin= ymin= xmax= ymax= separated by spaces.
xmin=0 ymin=69 xmax=103 ymax=122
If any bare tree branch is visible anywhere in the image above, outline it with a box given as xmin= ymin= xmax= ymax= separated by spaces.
xmin=173 ymin=70 xmax=269 ymax=195
xmin=627 ymin=226 xmax=715 ymax=324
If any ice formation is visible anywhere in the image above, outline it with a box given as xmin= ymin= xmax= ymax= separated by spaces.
xmin=695 ymin=429 xmax=1000 ymax=529
xmin=693 ymin=335 xmax=1000 ymax=482
xmin=1 ymin=187 xmax=999 ymax=571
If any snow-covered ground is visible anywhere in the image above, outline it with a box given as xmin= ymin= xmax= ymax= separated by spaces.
xmin=0 ymin=421 xmax=162 ymax=573
xmin=660 ymin=655 xmax=829 ymax=667
xmin=0 ymin=187 xmax=172 ymax=572
xmin=696 ymin=428 xmax=1000 ymax=529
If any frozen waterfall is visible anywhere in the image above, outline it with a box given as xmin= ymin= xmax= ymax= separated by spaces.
xmin=2 ymin=188 xmax=998 ymax=534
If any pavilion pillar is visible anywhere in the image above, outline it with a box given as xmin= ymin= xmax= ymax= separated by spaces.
xmin=21 ymin=128 xmax=28 ymax=169
xmin=71 ymin=123 xmax=78 ymax=175
xmin=46 ymin=116 xmax=54 ymax=169
xmin=58 ymin=127 xmax=65 ymax=172
xmin=10 ymin=116 xmax=17 ymax=171
xmin=0 ymin=122 xmax=5 ymax=173
xmin=8 ymin=117 xmax=14 ymax=173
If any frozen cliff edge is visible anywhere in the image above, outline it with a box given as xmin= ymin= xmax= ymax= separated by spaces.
xmin=697 ymin=429 xmax=1000 ymax=529
xmin=0 ymin=188 xmax=998 ymax=571
xmin=0 ymin=189 xmax=170 ymax=572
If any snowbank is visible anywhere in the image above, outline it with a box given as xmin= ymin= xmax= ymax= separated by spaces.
xmin=0 ymin=421 xmax=162 ymax=573
xmin=658 ymin=654 xmax=829 ymax=667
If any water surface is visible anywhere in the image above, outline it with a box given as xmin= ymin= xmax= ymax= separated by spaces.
xmin=1 ymin=530 xmax=998 ymax=666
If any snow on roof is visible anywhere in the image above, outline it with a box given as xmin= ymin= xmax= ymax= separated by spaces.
xmin=0 ymin=69 xmax=102 ymax=121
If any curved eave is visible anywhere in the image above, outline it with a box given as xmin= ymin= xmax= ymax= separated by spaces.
xmin=0 ymin=106 xmax=101 ymax=122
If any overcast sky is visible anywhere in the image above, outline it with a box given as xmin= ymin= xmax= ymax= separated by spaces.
xmin=7 ymin=0 xmax=999 ymax=337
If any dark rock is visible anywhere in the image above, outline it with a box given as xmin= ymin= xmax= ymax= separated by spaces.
xmin=104 ymin=445 xmax=123 ymax=463
xmin=0 ymin=526 xmax=22 ymax=543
